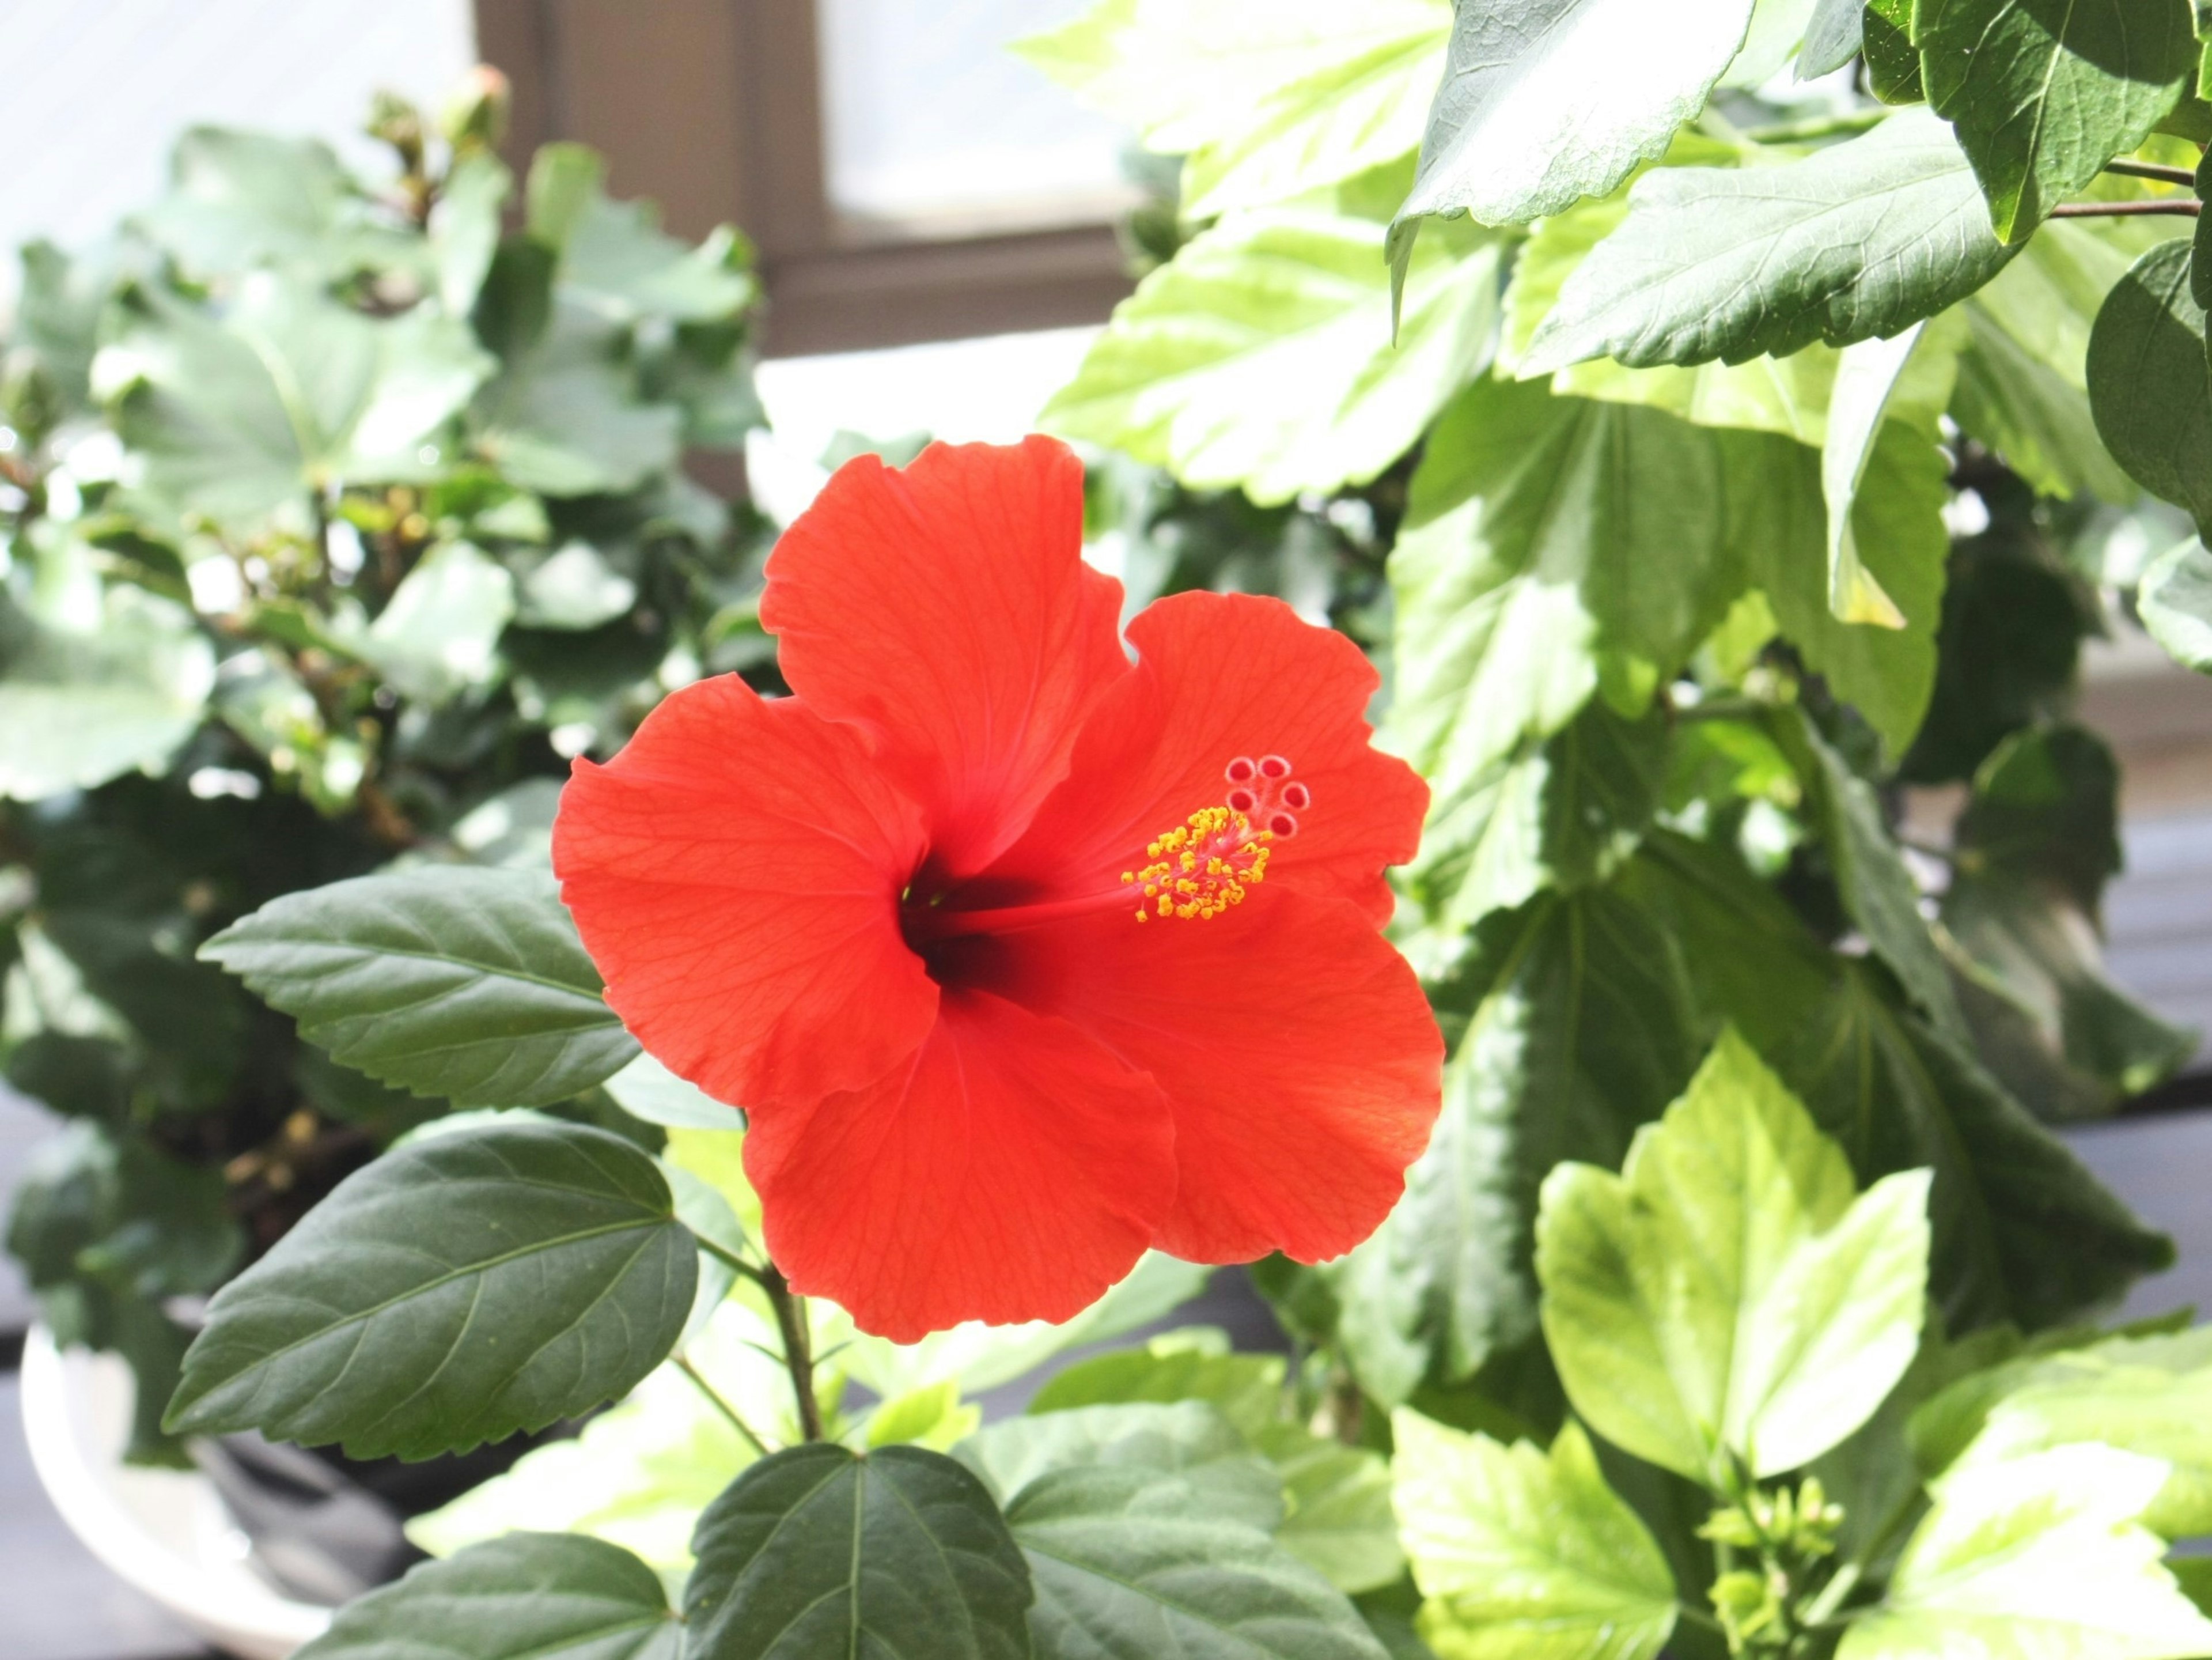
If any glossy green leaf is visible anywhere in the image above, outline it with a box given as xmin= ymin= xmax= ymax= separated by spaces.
xmin=471 ymin=296 xmax=684 ymax=498
xmin=1335 ymin=885 xmax=1701 ymax=1406
xmin=684 ymin=1444 xmax=1033 ymax=1660
xmin=1017 ymin=0 xmax=1453 ymax=217
xmin=1919 ymin=0 xmax=2196 ymax=243
xmin=0 ymin=583 xmax=214 ymax=801
xmin=1536 ymin=1028 xmax=1932 ymax=1484
xmin=1394 ymin=0 xmax=1756 ymax=238
xmin=1522 ymin=112 xmax=2014 ymax=375
xmin=1043 ymin=200 xmax=1503 ymax=506
xmin=2088 ymin=237 xmax=2212 ymax=533
xmin=1838 ymin=1446 xmax=2212 ymax=1660
xmin=1863 ymin=0 xmax=1927 ymax=103
xmin=340 ymin=539 xmax=516 ymax=705
xmin=201 ymin=865 xmax=637 ymax=1108
xmin=2139 ymin=537 xmax=2212 ymax=670
xmin=1624 ymin=832 xmax=2174 ymax=1329
xmin=166 ymin=1118 xmax=695 ymax=1458
xmin=294 ymin=1533 xmax=681 ymax=1660
xmin=1393 ymin=1414 xmax=1676 ymax=1660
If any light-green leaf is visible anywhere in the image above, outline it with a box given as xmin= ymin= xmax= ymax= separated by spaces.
xmin=1522 ymin=112 xmax=2015 ymax=375
xmin=1536 ymin=1028 xmax=1933 ymax=1485
xmin=339 ymin=539 xmax=516 ymax=706
xmin=1016 ymin=0 xmax=1452 ymax=218
xmin=1395 ymin=0 xmax=1757 ymax=237
xmin=200 ymin=865 xmax=638 ymax=1108
xmin=2087 ymin=237 xmax=2212 ymax=534
xmin=165 ymin=1118 xmax=696 ymax=1459
xmin=1043 ymin=201 xmax=1502 ymax=506
xmin=961 ymin=1401 xmax=1285 ymax=1534
xmin=1393 ymin=1413 xmax=1677 ymax=1660
xmin=294 ymin=1533 xmax=681 ymax=1660
xmin=2139 ymin=537 xmax=2212 ymax=670
xmin=684 ymin=1444 xmax=1033 ymax=1660
xmin=1919 ymin=0 xmax=2196 ymax=243
xmin=1838 ymin=1445 xmax=2212 ymax=1660
xmin=1823 ymin=325 xmax=1931 ymax=627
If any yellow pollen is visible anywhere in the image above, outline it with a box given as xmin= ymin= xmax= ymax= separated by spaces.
xmin=1128 ymin=804 xmax=1274 ymax=922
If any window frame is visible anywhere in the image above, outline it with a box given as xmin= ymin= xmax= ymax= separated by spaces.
xmin=475 ymin=0 xmax=1134 ymax=357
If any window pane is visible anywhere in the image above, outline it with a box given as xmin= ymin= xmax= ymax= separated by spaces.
xmin=818 ymin=0 xmax=1135 ymax=232
xmin=0 ymin=0 xmax=475 ymax=266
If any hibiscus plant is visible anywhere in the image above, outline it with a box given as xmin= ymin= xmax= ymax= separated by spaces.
xmin=14 ymin=7 xmax=2212 ymax=1660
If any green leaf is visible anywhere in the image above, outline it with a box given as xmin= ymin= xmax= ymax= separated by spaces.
xmin=2088 ymin=237 xmax=2212 ymax=533
xmin=1536 ymin=1028 xmax=1933 ymax=1485
xmin=605 ymin=1050 xmax=741 ymax=1130
xmin=684 ymin=1444 xmax=1033 ymax=1660
xmin=338 ymin=539 xmax=516 ymax=705
xmin=1015 ymin=0 xmax=1453 ymax=218
xmin=1919 ymin=0 xmax=2196 ymax=243
xmin=1921 ymin=1326 xmax=2212 ymax=1538
xmin=1004 ymin=1466 xmax=1389 ymax=1660
xmin=513 ymin=540 xmax=638 ymax=631
xmin=200 ymin=865 xmax=637 ymax=1109
xmin=0 ymin=582 xmax=214 ymax=801
xmin=961 ymin=1401 xmax=1286 ymax=1533
xmin=1335 ymin=884 xmax=1702 ymax=1407
xmin=98 ymin=277 xmax=493 ymax=536
xmin=1799 ymin=0 xmax=1866 ymax=77
xmin=1522 ymin=112 xmax=2015 ymax=375
xmin=135 ymin=127 xmax=417 ymax=282
xmin=471 ymin=297 xmax=684 ymax=498
xmin=1394 ymin=0 xmax=1757 ymax=237
xmin=1863 ymin=0 xmax=1927 ymax=103
xmin=1943 ymin=725 xmax=2194 ymax=1106
xmin=1027 ymin=1343 xmax=1404 ymax=1594
xmin=1624 ymin=832 xmax=2174 ymax=1329
xmin=2139 ymin=536 xmax=2212 ymax=669
xmin=1042 ymin=199 xmax=1503 ymax=506
xmin=1406 ymin=699 xmax=1669 ymax=935
xmin=527 ymin=144 xmax=755 ymax=326
xmin=431 ymin=151 xmax=513 ymax=316
xmin=15 ymin=241 xmax=111 ymax=419
xmin=294 ymin=1533 xmax=680 ymax=1660
xmin=1837 ymin=1446 xmax=2212 ymax=1660
xmin=166 ymin=1117 xmax=695 ymax=1458
xmin=1392 ymin=1413 xmax=1677 ymax=1660
xmin=1823 ymin=326 xmax=1931 ymax=627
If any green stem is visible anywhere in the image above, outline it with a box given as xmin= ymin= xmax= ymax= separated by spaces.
xmin=2050 ymin=199 xmax=2201 ymax=218
xmin=2103 ymin=157 xmax=2199 ymax=188
xmin=1801 ymin=1560 xmax=1866 ymax=1630
xmin=1743 ymin=109 xmax=1889 ymax=145
xmin=696 ymin=1233 xmax=756 ymax=1280
xmin=1675 ymin=1603 xmax=1727 ymax=1635
xmin=675 ymin=1354 xmax=770 ymax=1457
xmin=760 ymin=1262 xmax=825 ymax=1442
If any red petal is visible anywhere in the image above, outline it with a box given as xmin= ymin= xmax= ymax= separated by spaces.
xmin=760 ymin=437 xmax=1130 ymax=879
xmin=994 ymin=892 xmax=1442 ymax=1264
xmin=989 ymin=592 xmax=1427 ymax=926
xmin=554 ymin=676 xmax=936 ymax=1110
xmin=745 ymin=990 xmax=1177 ymax=1341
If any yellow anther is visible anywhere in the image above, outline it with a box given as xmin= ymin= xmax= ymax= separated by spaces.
xmin=1126 ymin=803 xmax=1274 ymax=923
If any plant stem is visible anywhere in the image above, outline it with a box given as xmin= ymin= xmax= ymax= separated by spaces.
xmin=2104 ymin=157 xmax=2199 ymax=188
xmin=675 ymin=1354 xmax=770 ymax=1457
xmin=760 ymin=1262 xmax=825 ymax=1442
xmin=696 ymin=1234 xmax=755 ymax=1279
xmin=1801 ymin=1559 xmax=1865 ymax=1629
xmin=2050 ymin=199 xmax=2202 ymax=218
xmin=1675 ymin=1604 xmax=1726 ymax=1635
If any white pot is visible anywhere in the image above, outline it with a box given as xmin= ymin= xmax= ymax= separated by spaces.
xmin=18 ymin=1322 xmax=333 ymax=1660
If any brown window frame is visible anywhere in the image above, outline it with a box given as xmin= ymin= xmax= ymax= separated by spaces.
xmin=474 ymin=0 xmax=1135 ymax=357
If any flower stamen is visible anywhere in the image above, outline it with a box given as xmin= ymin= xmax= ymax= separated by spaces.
xmin=1122 ymin=755 xmax=1307 ymax=922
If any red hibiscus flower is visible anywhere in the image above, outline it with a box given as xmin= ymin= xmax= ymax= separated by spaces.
xmin=553 ymin=436 xmax=1441 ymax=1341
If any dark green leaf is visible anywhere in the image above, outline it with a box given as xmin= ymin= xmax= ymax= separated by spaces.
xmin=684 ymin=1444 xmax=1033 ymax=1660
xmin=2088 ymin=237 xmax=2212 ymax=532
xmin=165 ymin=1118 xmax=695 ymax=1458
xmin=201 ymin=865 xmax=638 ymax=1109
xmin=1919 ymin=0 xmax=2195 ymax=242
xmin=1863 ymin=0 xmax=1927 ymax=103
xmin=1522 ymin=112 xmax=2015 ymax=375
xmin=1337 ymin=884 xmax=1702 ymax=1405
xmin=296 ymin=1533 xmax=681 ymax=1660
